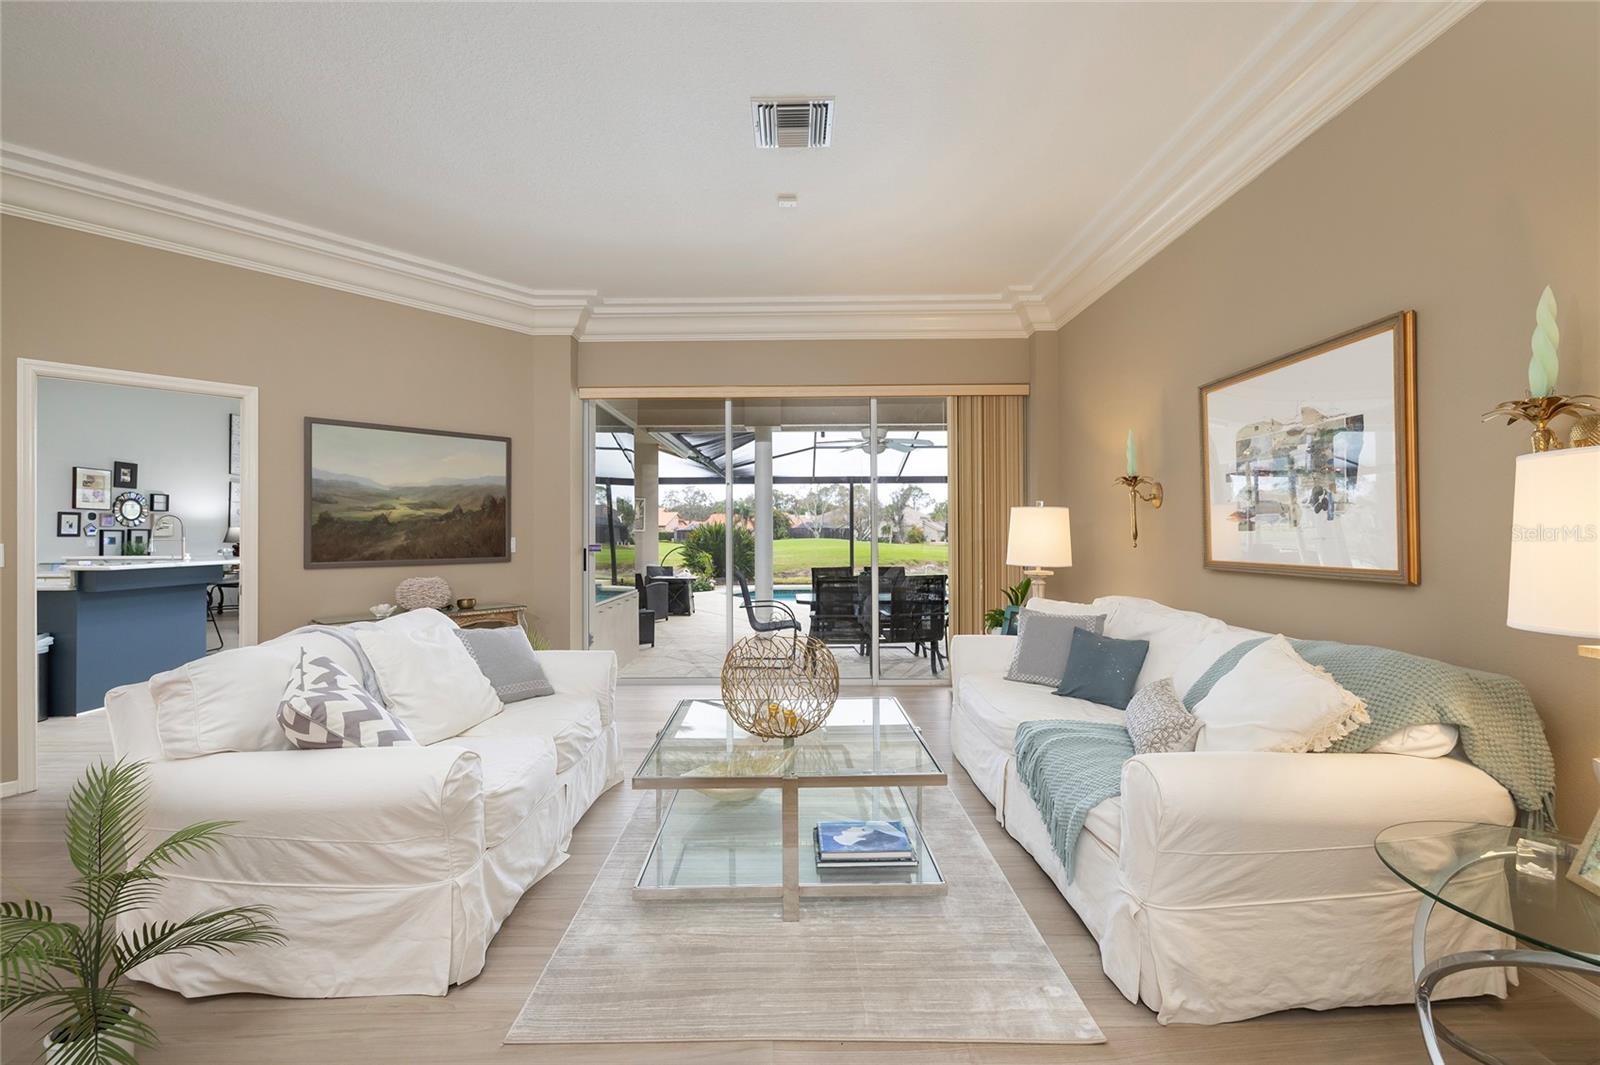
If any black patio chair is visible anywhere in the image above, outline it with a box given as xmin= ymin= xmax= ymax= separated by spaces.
xmin=634 ymin=573 xmax=668 ymax=648
xmin=878 ymin=574 xmax=949 ymax=675
xmin=809 ymin=573 xmax=867 ymax=655
xmin=735 ymin=573 xmax=801 ymax=638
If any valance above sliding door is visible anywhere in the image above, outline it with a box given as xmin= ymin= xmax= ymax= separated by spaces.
xmin=949 ymin=394 xmax=1025 ymax=636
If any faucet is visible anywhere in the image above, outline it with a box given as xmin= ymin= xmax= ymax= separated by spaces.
xmin=162 ymin=513 xmax=188 ymax=560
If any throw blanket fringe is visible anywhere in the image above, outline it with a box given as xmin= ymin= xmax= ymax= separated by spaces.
xmin=1013 ymin=721 xmax=1133 ymax=884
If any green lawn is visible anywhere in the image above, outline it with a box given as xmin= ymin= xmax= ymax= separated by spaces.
xmin=594 ymin=537 xmax=947 ymax=582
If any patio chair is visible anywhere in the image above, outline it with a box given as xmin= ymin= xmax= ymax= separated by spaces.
xmin=634 ymin=572 xmax=668 ymax=646
xmin=877 ymin=574 xmax=949 ymax=675
xmin=809 ymin=574 xmax=867 ymax=655
xmin=734 ymin=573 xmax=801 ymax=638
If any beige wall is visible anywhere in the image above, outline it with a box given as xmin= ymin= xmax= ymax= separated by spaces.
xmin=1 ymin=218 xmax=584 ymax=785
xmin=1053 ymin=2 xmax=1600 ymax=829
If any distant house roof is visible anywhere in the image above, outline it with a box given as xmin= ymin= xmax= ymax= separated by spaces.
xmin=657 ymin=507 xmax=687 ymax=530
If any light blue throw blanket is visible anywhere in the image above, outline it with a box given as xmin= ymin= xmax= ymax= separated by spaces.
xmin=1015 ymin=639 xmax=1559 ymax=880
xmin=1013 ymin=721 xmax=1133 ymax=884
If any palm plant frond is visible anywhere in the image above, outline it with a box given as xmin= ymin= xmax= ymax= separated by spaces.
xmin=0 ymin=760 xmax=283 ymax=1060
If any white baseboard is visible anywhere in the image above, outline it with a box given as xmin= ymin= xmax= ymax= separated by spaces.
xmin=0 ymin=779 xmax=22 ymax=798
xmin=1530 ymin=968 xmax=1600 ymax=1020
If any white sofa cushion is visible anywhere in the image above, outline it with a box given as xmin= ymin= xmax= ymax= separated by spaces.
xmin=460 ymin=693 xmax=603 ymax=775
xmin=149 ymin=629 xmax=365 ymax=759
xmin=1194 ymin=635 xmax=1370 ymax=753
xmin=957 ymin=673 xmax=1124 ymax=753
xmin=433 ymin=734 xmax=558 ymax=848
xmin=1093 ymin=596 xmax=1227 ymax=693
xmin=356 ymin=614 xmax=503 ymax=745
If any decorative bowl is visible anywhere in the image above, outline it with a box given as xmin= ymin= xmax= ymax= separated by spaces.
xmin=455 ymin=597 xmax=477 ymax=610
xmin=370 ymin=603 xmax=397 ymax=619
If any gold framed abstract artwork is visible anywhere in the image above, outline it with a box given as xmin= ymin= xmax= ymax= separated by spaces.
xmin=1200 ymin=312 xmax=1418 ymax=584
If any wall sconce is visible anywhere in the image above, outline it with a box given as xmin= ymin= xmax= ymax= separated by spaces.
xmin=1115 ymin=430 xmax=1163 ymax=548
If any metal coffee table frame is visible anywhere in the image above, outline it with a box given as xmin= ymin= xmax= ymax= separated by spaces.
xmin=1399 ymin=840 xmax=1600 ymax=1065
xmin=632 ymin=698 xmax=948 ymax=922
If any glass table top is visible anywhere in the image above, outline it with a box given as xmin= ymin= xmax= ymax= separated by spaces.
xmin=633 ymin=697 xmax=945 ymax=788
xmin=1375 ymin=821 xmax=1600 ymax=965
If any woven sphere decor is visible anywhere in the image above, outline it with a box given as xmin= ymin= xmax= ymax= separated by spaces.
xmin=721 ymin=634 xmax=840 ymax=741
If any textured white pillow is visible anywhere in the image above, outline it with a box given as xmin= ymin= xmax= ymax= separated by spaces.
xmin=356 ymin=620 xmax=503 ymax=744
xmin=1193 ymin=635 xmax=1369 ymax=753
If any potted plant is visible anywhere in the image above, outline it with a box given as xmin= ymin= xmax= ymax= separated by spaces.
xmin=1 ymin=760 xmax=283 ymax=1063
xmin=982 ymin=577 xmax=1033 ymax=634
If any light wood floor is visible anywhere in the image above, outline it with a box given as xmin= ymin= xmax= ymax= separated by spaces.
xmin=3 ymin=686 xmax=1595 ymax=1065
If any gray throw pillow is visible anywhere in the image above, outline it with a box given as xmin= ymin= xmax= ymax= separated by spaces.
xmin=1004 ymin=609 xmax=1106 ymax=686
xmin=1054 ymin=627 xmax=1150 ymax=709
xmin=1123 ymin=678 xmax=1201 ymax=754
xmin=452 ymin=626 xmax=554 ymax=702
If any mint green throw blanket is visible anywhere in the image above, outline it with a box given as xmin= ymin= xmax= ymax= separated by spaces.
xmin=1014 ymin=639 xmax=1558 ymax=881
xmin=1013 ymin=721 xmax=1134 ymax=884
xmin=1184 ymin=638 xmax=1557 ymax=826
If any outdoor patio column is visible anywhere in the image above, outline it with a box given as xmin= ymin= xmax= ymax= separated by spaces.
xmin=754 ymin=426 xmax=773 ymax=599
xmin=636 ymin=437 xmax=659 ymax=572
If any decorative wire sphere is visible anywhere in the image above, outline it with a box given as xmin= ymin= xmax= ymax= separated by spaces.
xmin=721 ymin=634 xmax=840 ymax=741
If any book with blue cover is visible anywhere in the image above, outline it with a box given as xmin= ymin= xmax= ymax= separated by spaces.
xmin=814 ymin=820 xmax=914 ymax=862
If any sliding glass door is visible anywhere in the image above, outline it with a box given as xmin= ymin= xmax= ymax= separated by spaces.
xmin=586 ymin=395 xmax=948 ymax=683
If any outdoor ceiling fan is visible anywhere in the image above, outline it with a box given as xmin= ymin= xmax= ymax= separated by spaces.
xmin=834 ymin=429 xmax=936 ymax=455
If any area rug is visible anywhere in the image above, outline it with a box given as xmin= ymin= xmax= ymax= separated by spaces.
xmin=505 ymin=787 xmax=1104 ymax=1045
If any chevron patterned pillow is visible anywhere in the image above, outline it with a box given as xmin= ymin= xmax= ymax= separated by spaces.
xmin=278 ymin=646 xmax=416 ymax=750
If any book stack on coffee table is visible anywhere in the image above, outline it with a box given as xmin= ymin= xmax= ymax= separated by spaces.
xmin=813 ymin=819 xmax=918 ymax=869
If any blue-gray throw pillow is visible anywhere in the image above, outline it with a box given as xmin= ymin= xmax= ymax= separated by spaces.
xmin=1054 ymin=628 xmax=1150 ymax=710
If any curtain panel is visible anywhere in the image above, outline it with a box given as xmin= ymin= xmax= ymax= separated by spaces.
xmin=949 ymin=394 xmax=1025 ymax=635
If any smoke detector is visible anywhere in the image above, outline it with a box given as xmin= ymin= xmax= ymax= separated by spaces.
xmin=752 ymin=99 xmax=833 ymax=149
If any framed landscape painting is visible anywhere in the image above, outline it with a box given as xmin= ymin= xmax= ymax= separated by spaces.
xmin=1199 ymin=312 xmax=1418 ymax=584
xmin=305 ymin=418 xmax=511 ymax=568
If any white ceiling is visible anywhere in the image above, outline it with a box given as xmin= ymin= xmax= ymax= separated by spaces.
xmin=0 ymin=2 xmax=1473 ymax=339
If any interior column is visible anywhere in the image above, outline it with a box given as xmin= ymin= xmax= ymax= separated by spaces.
xmin=754 ymin=426 xmax=773 ymax=599
xmin=636 ymin=437 xmax=659 ymax=573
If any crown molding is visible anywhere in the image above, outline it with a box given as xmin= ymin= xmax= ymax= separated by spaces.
xmin=0 ymin=3 xmax=1475 ymax=342
xmin=0 ymin=146 xmax=595 ymax=336
xmin=1030 ymin=1 xmax=1478 ymax=329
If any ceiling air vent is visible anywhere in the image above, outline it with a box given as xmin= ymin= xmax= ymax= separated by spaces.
xmin=752 ymin=99 xmax=832 ymax=149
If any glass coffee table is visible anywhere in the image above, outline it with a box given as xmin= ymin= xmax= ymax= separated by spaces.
xmin=632 ymin=696 xmax=948 ymax=921
xmin=1375 ymin=821 xmax=1600 ymax=1065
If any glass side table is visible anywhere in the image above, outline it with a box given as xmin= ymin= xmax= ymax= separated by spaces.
xmin=1376 ymin=821 xmax=1600 ymax=1065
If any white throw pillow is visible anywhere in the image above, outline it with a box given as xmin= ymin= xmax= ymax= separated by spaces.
xmin=150 ymin=629 xmax=367 ymax=759
xmin=1193 ymin=634 xmax=1369 ymax=753
xmin=1092 ymin=596 xmax=1228 ymax=693
xmin=1022 ymin=597 xmax=1098 ymax=617
xmin=356 ymin=617 xmax=503 ymax=744
xmin=1370 ymin=724 xmax=1459 ymax=758
xmin=1168 ymin=624 xmax=1273 ymax=701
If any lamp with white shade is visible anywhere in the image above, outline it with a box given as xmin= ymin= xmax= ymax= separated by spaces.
xmin=1507 ymin=448 xmax=1600 ymax=657
xmin=1006 ymin=502 xmax=1072 ymax=602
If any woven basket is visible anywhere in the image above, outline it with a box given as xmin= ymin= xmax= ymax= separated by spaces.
xmin=721 ymin=634 xmax=840 ymax=740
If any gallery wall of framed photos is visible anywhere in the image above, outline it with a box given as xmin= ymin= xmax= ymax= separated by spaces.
xmin=36 ymin=378 xmax=242 ymax=563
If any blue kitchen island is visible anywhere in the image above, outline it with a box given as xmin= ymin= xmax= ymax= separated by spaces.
xmin=37 ymin=559 xmax=225 ymax=716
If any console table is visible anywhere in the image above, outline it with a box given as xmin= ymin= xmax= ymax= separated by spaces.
xmin=310 ymin=602 xmax=527 ymax=630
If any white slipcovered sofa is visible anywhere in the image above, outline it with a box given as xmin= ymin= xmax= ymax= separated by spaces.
xmin=104 ymin=609 xmax=620 ymax=999
xmin=951 ymin=595 xmax=1516 ymax=1025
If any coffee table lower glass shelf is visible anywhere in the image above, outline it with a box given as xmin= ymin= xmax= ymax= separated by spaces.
xmin=636 ymin=785 xmax=945 ymax=902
